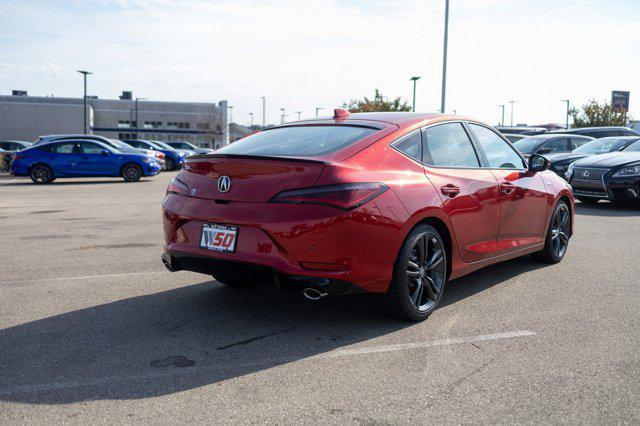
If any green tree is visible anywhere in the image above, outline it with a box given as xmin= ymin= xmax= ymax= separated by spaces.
xmin=569 ymin=99 xmax=631 ymax=128
xmin=344 ymin=89 xmax=411 ymax=112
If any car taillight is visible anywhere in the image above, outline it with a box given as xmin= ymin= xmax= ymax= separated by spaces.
xmin=269 ymin=183 xmax=388 ymax=211
xmin=167 ymin=177 xmax=188 ymax=195
xmin=155 ymin=152 xmax=165 ymax=159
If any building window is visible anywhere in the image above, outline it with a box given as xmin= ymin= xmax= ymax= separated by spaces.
xmin=144 ymin=121 xmax=162 ymax=129
xmin=118 ymin=120 xmax=131 ymax=128
xmin=197 ymin=123 xmax=211 ymax=130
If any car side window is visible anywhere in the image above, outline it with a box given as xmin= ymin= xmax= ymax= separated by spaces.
xmin=81 ymin=142 xmax=105 ymax=154
xmin=53 ymin=143 xmax=77 ymax=154
xmin=570 ymin=138 xmax=590 ymax=150
xmin=469 ymin=123 xmax=525 ymax=169
xmin=393 ymin=131 xmax=422 ymax=162
xmin=422 ymin=123 xmax=480 ymax=167
xmin=542 ymin=138 xmax=568 ymax=153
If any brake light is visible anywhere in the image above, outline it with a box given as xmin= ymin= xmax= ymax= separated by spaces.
xmin=166 ymin=177 xmax=188 ymax=195
xmin=269 ymin=183 xmax=388 ymax=210
xmin=155 ymin=152 xmax=165 ymax=159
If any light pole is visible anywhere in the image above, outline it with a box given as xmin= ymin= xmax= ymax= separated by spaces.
xmin=499 ymin=104 xmax=505 ymax=126
xmin=410 ymin=76 xmax=421 ymax=112
xmin=76 ymin=70 xmax=92 ymax=133
xmin=134 ymin=97 xmax=147 ymax=138
xmin=440 ymin=0 xmax=450 ymax=114
xmin=294 ymin=111 xmax=302 ymax=120
xmin=315 ymin=107 xmax=324 ymax=117
xmin=561 ymin=99 xmax=570 ymax=129
xmin=509 ymin=100 xmax=516 ymax=127
xmin=249 ymin=112 xmax=254 ymax=128
xmin=260 ymin=97 xmax=266 ymax=127
xmin=280 ymin=108 xmax=285 ymax=124
xmin=228 ymin=106 xmax=234 ymax=123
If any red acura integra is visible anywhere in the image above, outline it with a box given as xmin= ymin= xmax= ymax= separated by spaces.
xmin=162 ymin=110 xmax=573 ymax=321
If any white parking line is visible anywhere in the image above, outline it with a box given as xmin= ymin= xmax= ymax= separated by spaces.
xmin=0 ymin=271 xmax=167 ymax=285
xmin=321 ymin=330 xmax=537 ymax=358
xmin=0 ymin=330 xmax=536 ymax=396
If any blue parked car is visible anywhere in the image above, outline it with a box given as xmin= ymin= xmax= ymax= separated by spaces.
xmin=122 ymin=140 xmax=192 ymax=171
xmin=11 ymin=139 xmax=161 ymax=184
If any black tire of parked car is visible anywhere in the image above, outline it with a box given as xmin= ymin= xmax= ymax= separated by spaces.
xmin=381 ymin=224 xmax=448 ymax=322
xmin=532 ymin=199 xmax=571 ymax=263
xmin=29 ymin=164 xmax=54 ymax=184
xmin=121 ymin=163 xmax=142 ymax=182
xmin=165 ymin=157 xmax=176 ymax=171
xmin=576 ymin=196 xmax=599 ymax=204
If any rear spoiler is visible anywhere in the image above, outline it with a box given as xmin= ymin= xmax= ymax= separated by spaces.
xmin=185 ymin=153 xmax=330 ymax=165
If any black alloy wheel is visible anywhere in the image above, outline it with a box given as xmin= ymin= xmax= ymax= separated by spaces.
xmin=165 ymin=157 xmax=175 ymax=171
xmin=29 ymin=164 xmax=53 ymax=184
xmin=382 ymin=224 xmax=447 ymax=322
xmin=122 ymin=163 xmax=142 ymax=182
xmin=533 ymin=200 xmax=571 ymax=263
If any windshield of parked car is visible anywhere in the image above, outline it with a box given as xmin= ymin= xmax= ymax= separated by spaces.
xmin=512 ymin=136 xmax=550 ymax=154
xmin=623 ymin=139 xmax=640 ymax=152
xmin=151 ymin=141 xmax=176 ymax=150
xmin=572 ymin=138 xmax=631 ymax=154
xmin=215 ymin=125 xmax=379 ymax=157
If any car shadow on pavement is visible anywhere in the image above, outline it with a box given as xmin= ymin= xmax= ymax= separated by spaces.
xmin=0 ymin=256 xmax=550 ymax=405
xmin=574 ymin=200 xmax=640 ymax=217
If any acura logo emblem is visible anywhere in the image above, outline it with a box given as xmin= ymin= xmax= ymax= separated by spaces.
xmin=582 ymin=170 xmax=590 ymax=177
xmin=217 ymin=175 xmax=231 ymax=193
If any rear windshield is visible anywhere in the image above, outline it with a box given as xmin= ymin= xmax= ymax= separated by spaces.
xmin=573 ymin=138 xmax=630 ymax=154
xmin=215 ymin=125 xmax=379 ymax=157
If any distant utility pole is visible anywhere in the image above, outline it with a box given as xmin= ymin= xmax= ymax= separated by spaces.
xmin=315 ymin=107 xmax=324 ymax=117
xmin=76 ymin=70 xmax=92 ymax=133
xmin=280 ymin=108 xmax=286 ymax=124
xmin=228 ymin=106 xmax=234 ymax=123
xmin=440 ymin=0 xmax=450 ymax=114
xmin=410 ymin=76 xmax=421 ymax=112
xmin=135 ymin=97 xmax=147 ymax=138
xmin=260 ymin=97 xmax=266 ymax=127
xmin=249 ymin=112 xmax=254 ymax=128
xmin=509 ymin=100 xmax=516 ymax=127
xmin=499 ymin=104 xmax=505 ymax=126
xmin=294 ymin=111 xmax=302 ymax=120
xmin=562 ymin=99 xmax=570 ymax=129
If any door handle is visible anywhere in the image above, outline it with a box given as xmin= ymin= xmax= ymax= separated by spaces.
xmin=500 ymin=182 xmax=516 ymax=195
xmin=440 ymin=184 xmax=460 ymax=198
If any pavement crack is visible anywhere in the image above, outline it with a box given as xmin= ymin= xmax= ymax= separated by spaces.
xmin=216 ymin=324 xmax=305 ymax=350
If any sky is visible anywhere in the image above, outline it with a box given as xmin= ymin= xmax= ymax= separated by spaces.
xmin=0 ymin=0 xmax=639 ymax=126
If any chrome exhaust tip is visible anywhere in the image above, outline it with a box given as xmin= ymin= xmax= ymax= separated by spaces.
xmin=303 ymin=288 xmax=328 ymax=301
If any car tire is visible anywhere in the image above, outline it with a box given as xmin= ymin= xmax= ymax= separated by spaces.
xmin=381 ymin=224 xmax=448 ymax=322
xmin=122 ymin=163 xmax=142 ymax=182
xmin=165 ymin=157 xmax=175 ymax=171
xmin=576 ymin=196 xmax=599 ymax=204
xmin=532 ymin=200 xmax=571 ymax=263
xmin=212 ymin=275 xmax=253 ymax=288
xmin=29 ymin=164 xmax=54 ymax=184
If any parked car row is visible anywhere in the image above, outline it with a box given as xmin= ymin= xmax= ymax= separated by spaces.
xmin=3 ymin=134 xmax=215 ymax=184
xmin=508 ymin=127 xmax=640 ymax=204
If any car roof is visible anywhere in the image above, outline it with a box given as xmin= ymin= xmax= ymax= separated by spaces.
xmin=549 ymin=126 xmax=636 ymax=132
xmin=283 ymin=112 xmax=485 ymax=130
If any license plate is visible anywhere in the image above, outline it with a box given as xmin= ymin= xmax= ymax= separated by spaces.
xmin=200 ymin=223 xmax=238 ymax=253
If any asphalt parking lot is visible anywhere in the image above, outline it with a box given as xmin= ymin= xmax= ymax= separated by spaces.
xmin=1 ymin=172 xmax=639 ymax=423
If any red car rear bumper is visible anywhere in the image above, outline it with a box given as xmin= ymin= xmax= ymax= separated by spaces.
xmin=161 ymin=190 xmax=409 ymax=293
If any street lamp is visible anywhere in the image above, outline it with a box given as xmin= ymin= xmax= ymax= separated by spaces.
xmin=440 ymin=0 xmax=450 ymax=114
xmin=134 ymin=97 xmax=147 ymax=138
xmin=260 ymin=97 xmax=266 ymax=127
xmin=410 ymin=76 xmax=421 ymax=112
xmin=561 ymin=100 xmax=570 ymax=129
xmin=294 ymin=111 xmax=302 ymax=120
xmin=76 ymin=70 xmax=92 ymax=134
xmin=280 ymin=108 xmax=286 ymax=124
xmin=315 ymin=107 xmax=324 ymax=117
xmin=509 ymin=100 xmax=516 ymax=127
xmin=499 ymin=104 xmax=505 ymax=126
xmin=249 ymin=112 xmax=254 ymax=128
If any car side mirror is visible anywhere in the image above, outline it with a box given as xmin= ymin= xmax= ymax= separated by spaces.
xmin=528 ymin=154 xmax=550 ymax=172
xmin=101 ymin=149 xmax=110 ymax=156
xmin=537 ymin=147 xmax=551 ymax=154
